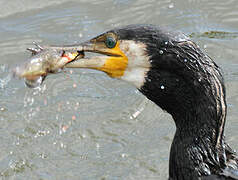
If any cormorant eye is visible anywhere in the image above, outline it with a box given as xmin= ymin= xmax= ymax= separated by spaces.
xmin=105 ymin=37 xmax=116 ymax=48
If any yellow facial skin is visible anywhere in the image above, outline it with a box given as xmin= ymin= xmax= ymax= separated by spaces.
xmin=96 ymin=41 xmax=128 ymax=78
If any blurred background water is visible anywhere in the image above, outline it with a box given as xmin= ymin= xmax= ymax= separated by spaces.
xmin=0 ymin=0 xmax=238 ymax=179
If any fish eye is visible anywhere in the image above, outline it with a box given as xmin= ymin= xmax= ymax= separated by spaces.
xmin=60 ymin=50 xmax=65 ymax=57
xmin=105 ymin=36 xmax=116 ymax=48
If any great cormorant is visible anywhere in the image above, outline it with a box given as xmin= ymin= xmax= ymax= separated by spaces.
xmin=52 ymin=24 xmax=238 ymax=180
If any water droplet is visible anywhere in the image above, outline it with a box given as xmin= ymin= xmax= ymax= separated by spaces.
xmin=160 ymin=85 xmax=165 ymax=90
xmin=72 ymin=115 xmax=76 ymax=120
xmin=184 ymin=59 xmax=188 ymax=62
xmin=132 ymin=110 xmax=142 ymax=119
xmin=165 ymin=41 xmax=168 ymax=45
xmin=159 ymin=50 xmax=164 ymax=55
xmin=121 ymin=153 xmax=128 ymax=158
xmin=40 ymin=153 xmax=47 ymax=159
xmin=9 ymin=160 xmax=15 ymax=169
xmin=61 ymin=125 xmax=69 ymax=133
xmin=198 ymin=78 xmax=202 ymax=82
xmin=82 ymin=134 xmax=86 ymax=138
xmin=168 ymin=3 xmax=174 ymax=8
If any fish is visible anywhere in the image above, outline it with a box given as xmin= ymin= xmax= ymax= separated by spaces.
xmin=13 ymin=43 xmax=84 ymax=88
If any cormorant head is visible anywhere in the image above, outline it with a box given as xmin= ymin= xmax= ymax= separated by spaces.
xmin=65 ymin=25 xmax=196 ymax=89
xmin=66 ymin=25 xmax=159 ymax=88
xmin=65 ymin=24 xmax=226 ymax=126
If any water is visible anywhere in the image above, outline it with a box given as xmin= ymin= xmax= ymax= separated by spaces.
xmin=0 ymin=0 xmax=238 ymax=179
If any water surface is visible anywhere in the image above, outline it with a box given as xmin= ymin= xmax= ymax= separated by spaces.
xmin=0 ymin=0 xmax=238 ymax=179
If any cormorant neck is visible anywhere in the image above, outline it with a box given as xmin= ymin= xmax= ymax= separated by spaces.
xmin=169 ymin=104 xmax=227 ymax=179
xmin=142 ymin=85 xmax=227 ymax=179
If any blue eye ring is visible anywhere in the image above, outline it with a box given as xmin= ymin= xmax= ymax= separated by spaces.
xmin=105 ymin=37 xmax=116 ymax=48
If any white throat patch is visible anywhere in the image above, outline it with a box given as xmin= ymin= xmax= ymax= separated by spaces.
xmin=119 ymin=40 xmax=151 ymax=89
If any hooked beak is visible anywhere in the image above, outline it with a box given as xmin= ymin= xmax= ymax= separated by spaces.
xmin=49 ymin=39 xmax=128 ymax=78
